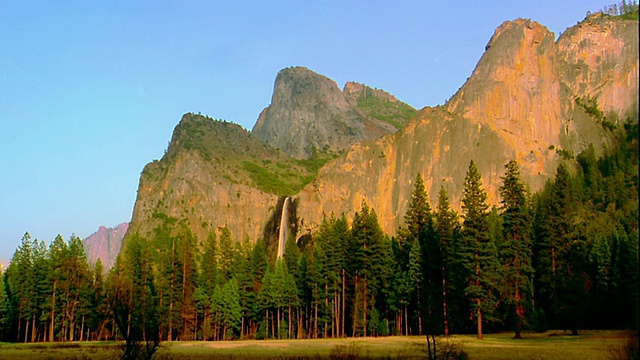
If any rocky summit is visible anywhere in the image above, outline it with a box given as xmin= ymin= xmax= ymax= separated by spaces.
xmin=124 ymin=14 xmax=638 ymax=252
xmin=251 ymin=67 xmax=412 ymax=159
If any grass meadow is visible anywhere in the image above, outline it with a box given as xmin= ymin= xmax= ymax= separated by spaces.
xmin=0 ymin=330 xmax=633 ymax=359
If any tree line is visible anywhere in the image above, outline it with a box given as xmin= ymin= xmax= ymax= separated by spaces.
xmin=0 ymin=124 xmax=637 ymax=345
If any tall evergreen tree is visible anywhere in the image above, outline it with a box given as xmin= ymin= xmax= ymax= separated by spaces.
xmin=219 ymin=278 xmax=242 ymax=340
xmin=498 ymin=160 xmax=534 ymax=339
xmin=400 ymin=174 xmax=440 ymax=336
xmin=349 ymin=202 xmax=384 ymax=337
xmin=549 ymin=163 xmax=588 ymax=335
xmin=460 ymin=160 xmax=498 ymax=339
xmin=435 ymin=187 xmax=461 ymax=335
xmin=218 ymin=226 xmax=235 ymax=284
xmin=198 ymin=231 xmax=218 ymax=340
xmin=0 ymin=266 xmax=8 ymax=341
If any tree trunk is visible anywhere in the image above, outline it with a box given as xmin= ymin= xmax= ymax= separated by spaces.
xmin=324 ymin=280 xmax=329 ymax=339
xmin=514 ymin=281 xmax=523 ymax=339
xmin=405 ymin=305 xmax=409 ymax=336
xmin=24 ymin=315 xmax=29 ymax=343
xmin=477 ymin=302 xmax=484 ymax=340
xmin=80 ymin=314 xmax=85 ymax=341
xmin=442 ymin=235 xmax=450 ymax=336
xmin=417 ymin=285 xmax=423 ymax=336
xmin=363 ymin=276 xmax=367 ymax=337
xmin=277 ymin=307 xmax=281 ymax=339
xmin=31 ymin=312 xmax=36 ymax=342
xmin=169 ymin=238 xmax=175 ymax=342
xmin=271 ymin=310 xmax=275 ymax=339
xmin=50 ymin=280 xmax=56 ymax=342
xmin=342 ymin=269 xmax=346 ymax=338
xmin=265 ymin=309 xmax=269 ymax=339
xmin=17 ymin=312 xmax=21 ymax=342
xmin=314 ymin=294 xmax=318 ymax=339
xmin=288 ymin=305 xmax=292 ymax=339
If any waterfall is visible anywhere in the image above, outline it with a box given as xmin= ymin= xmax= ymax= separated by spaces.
xmin=277 ymin=197 xmax=290 ymax=259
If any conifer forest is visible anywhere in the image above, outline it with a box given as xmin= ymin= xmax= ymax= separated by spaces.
xmin=0 ymin=124 xmax=637 ymax=350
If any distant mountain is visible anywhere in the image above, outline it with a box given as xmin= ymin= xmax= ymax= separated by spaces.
xmin=123 ymin=14 xmax=638 ymax=257
xmin=83 ymin=223 xmax=128 ymax=270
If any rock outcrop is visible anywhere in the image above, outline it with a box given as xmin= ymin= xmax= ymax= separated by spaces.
xmin=126 ymin=113 xmax=316 ymax=246
xmin=251 ymin=67 xmax=398 ymax=159
xmin=83 ymin=223 xmax=128 ymax=270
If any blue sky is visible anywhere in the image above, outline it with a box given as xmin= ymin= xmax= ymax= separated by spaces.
xmin=0 ymin=1 xmax=609 ymax=261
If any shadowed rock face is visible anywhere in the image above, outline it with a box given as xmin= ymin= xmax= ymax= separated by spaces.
xmin=83 ymin=223 xmax=128 ymax=270
xmin=125 ymin=15 xmax=638 ymax=249
xmin=251 ymin=67 xmax=397 ymax=159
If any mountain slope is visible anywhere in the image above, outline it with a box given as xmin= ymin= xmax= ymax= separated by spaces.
xmin=128 ymin=113 xmax=317 ymax=245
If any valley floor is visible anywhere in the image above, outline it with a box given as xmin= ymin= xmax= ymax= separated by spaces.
xmin=0 ymin=330 xmax=633 ymax=359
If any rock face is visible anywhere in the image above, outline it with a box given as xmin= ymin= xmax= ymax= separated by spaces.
xmin=251 ymin=67 xmax=398 ymax=159
xmin=127 ymin=113 xmax=315 ymax=247
xmin=557 ymin=14 xmax=639 ymax=122
xmin=83 ymin=223 xmax=128 ymax=270
xmin=125 ymin=15 xmax=638 ymax=250
xmin=295 ymin=17 xmax=637 ymax=236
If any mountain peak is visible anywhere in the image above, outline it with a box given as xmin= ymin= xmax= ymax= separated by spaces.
xmin=251 ymin=67 xmax=396 ymax=159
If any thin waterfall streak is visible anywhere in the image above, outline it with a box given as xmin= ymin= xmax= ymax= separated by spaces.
xmin=277 ymin=197 xmax=290 ymax=259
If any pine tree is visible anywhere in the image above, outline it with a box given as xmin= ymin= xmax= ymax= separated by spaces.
xmin=587 ymin=234 xmax=612 ymax=327
xmin=178 ymin=226 xmax=199 ymax=340
xmin=256 ymin=268 xmax=274 ymax=339
xmin=460 ymin=160 xmax=498 ymax=340
xmin=349 ymin=202 xmax=384 ymax=337
xmin=218 ymin=226 xmax=235 ymax=284
xmin=198 ymin=231 xmax=218 ymax=340
xmin=5 ymin=232 xmax=37 ymax=342
xmin=498 ymin=160 xmax=534 ymax=339
xmin=90 ymin=259 xmax=108 ymax=340
xmin=612 ymin=228 xmax=639 ymax=329
xmin=0 ymin=266 xmax=9 ymax=341
xmin=107 ymin=232 xmax=160 ymax=359
xmin=549 ymin=163 xmax=587 ymax=335
xmin=435 ymin=187 xmax=461 ymax=335
xmin=219 ymin=278 xmax=242 ymax=340
xmin=400 ymin=174 xmax=439 ymax=336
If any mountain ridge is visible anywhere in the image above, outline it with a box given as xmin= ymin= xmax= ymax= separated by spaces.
xmin=124 ymin=14 xmax=638 ymax=251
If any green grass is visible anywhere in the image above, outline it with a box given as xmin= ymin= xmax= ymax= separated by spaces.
xmin=356 ymin=96 xmax=417 ymax=130
xmin=0 ymin=330 xmax=632 ymax=359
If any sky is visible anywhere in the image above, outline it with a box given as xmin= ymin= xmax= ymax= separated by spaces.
xmin=0 ymin=0 xmax=611 ymax=262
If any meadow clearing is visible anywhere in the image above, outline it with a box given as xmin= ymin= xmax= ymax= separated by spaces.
xmin=0 ymin=330 xmax=633 ymax=359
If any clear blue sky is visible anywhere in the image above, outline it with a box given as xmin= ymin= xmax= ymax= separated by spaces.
xmin=0 ymin=1 xmax=609 ymax=262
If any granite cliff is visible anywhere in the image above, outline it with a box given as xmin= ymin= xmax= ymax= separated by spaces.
xmin=125 ymin=14 xmax=638 ymax=250
xmin=297 ymin=16 xmax=637 ymax=234
xmin=251 ymin=67 xmax=414 ymax=159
